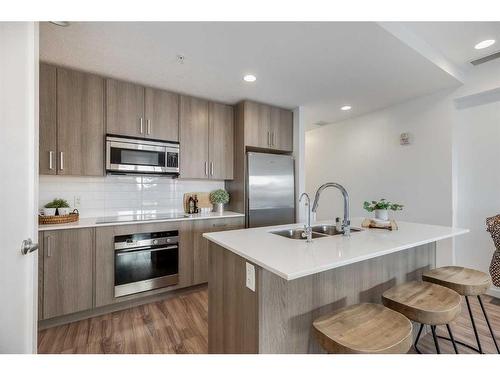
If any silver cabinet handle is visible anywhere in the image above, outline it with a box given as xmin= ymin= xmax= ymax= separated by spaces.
xmin=46 ymin=235 xmax=52 ymax=257
xmin=205 ymin=161 xmax=208 ymax=176
xmin=59 ymin=152 xmax=64 ymax=171
xmin=210 ymin=162 xmax=214 ymax=176
xmin=147 ymin=119 xmax=151 ymax=135
xmin=267 ymin=131 xmax=271 ymax=146
xmin=272 ymin=132 xmax=275 ymax=147
xmin=49 ymin=151 xmax=54 ymax=170
xmin=139 ymin=117 xmax=144 ymax=134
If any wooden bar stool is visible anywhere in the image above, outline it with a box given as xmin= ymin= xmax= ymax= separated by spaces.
xmin=422 ymin=266 xmax=499 ymax=354
xmin=382 ymin=281 xmax=462 ymax=354
xmin=312 ymin=303 xmax=413 ymax=354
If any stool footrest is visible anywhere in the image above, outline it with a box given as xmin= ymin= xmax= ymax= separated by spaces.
xmin=436 ymin=335 xmax=482 ymax=353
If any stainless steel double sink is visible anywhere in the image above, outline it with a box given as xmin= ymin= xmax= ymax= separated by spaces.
xmin=271 ymin=225 xmax=362 ymax=240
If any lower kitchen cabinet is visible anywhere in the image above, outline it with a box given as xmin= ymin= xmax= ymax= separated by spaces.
xmin=192 ymin=217 xmax=244 ymax=285
xmin=40 ymin=228 xmax=94 ymax=320
xmin=38 ymin=216 xmax=244 ymax=322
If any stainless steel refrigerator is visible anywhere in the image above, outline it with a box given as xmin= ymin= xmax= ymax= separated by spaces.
xmin=247 ymin=152 xmax=295 ymax=228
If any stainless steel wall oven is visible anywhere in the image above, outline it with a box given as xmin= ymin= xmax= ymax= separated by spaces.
xmin=114 ymin=230 xmax=179 ymax=297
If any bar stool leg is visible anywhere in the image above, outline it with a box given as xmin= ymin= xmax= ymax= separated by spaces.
xmin=477 ymin=295 xmax=500 ymax=354
xmin=414 ymin=323 xmax=424 ymax=354
xmin=431 ymin=325 xmax=441 ymax=354
xmin=465 ymin=296 xmax=483 ymax=354
xmin=446 ymin=324 xmax=459 ymax=354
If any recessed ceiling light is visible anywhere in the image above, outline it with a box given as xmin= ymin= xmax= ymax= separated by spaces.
xmin=243 ymin=74 xmax=257 ymax=82
xmin=49 ymin=21 xmax=70 ymax=27
xmin=340 ymin=105 xmax=352 ymax=111
xmin=474 ymin=39 xmax=496 ymax=50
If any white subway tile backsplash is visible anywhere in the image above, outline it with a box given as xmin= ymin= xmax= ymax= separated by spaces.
xmin=39 ymin=175 xmax=224 ymax=218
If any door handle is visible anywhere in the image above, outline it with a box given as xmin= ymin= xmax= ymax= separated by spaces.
xmin=59 ymin=152 xmax=64 ymax=171
xmin=210 ymin=162 xmax=214 ymax=176
xmin=139 ymin=117 xmax=144 ymax=134
xmin=147 ymin=119 xmax=151 ymax=135
xmin=46 ymin=235 xmax=52 ymax=257
xmin=267 ymin=131 xmax=271 ymax=146
xmin=271 ymin=132 xmax=275 ymax=147
xmin=49 ymin=151 xmax=54 ymax=170
xmin=205 ymin=161 xmax=209 ymax=176
xmin=21 ymin=238 xmax=38 ymax=255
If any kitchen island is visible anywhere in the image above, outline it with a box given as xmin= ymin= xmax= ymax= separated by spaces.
xmin=203 ymin=219 xmax=468 ymax=353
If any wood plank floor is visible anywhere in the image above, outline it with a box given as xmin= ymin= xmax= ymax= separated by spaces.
xmin=38 ymin=288 xmax=499 ymax=354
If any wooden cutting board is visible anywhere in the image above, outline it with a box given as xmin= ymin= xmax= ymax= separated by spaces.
xmin=361 ymin=218 xmax=398 ymax=231
xmin=183 ymin=192 xmax=212 ymax=213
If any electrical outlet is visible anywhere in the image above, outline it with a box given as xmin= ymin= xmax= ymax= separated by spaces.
xmin=246 ymin=262 xmax=255 ymax=291
xmin=74 ymin=196 xmax=82 ymax=208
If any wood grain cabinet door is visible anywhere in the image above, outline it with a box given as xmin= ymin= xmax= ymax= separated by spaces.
xmin=42 ymin=229 xmax=94 ymax=319
xmin=57 ymin=67 xmax=105 ymax=176
xmin=106 ymin=78 xmax=145 ymax=137
xmin=209 ymin=102 xmax=234 ymax=180
xmin=144 ymin=87 xmax=179 ymax=141
xmin=244 ymin=101 xmax=271 ymax=149
xmin=179 ymin=95 xmax=209 ymax=179
xmin=193 ymin=217 xmax=244 ymax=285
xmin=270 ymin=107 xmax=293 ymax=152
xmin=39 ymin=63 xmax=57 ymax=175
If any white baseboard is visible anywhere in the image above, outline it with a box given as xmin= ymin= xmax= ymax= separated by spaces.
xmin=487 ymin=286 xmax=500 ymax=299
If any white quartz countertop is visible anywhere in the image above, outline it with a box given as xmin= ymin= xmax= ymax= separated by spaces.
xmin=203 ymin=218 xmax=469 ymax=280
xmin=38 ymin=211 xmax=244 ymax=231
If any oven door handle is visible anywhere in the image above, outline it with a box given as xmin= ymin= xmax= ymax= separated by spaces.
xmin=115 ymin=245 xmax=178 ymax=256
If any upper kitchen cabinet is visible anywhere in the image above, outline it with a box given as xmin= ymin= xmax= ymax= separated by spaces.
xmin=39 ymin=63 xmax=57 ymax=175
xmin=270 ymin=107 xmax=293 ymax=152
xmin=39 ymin=64 xmax=105 ymax=176
xmin=144 ymin=87 xmax=179 ymax=141
xmin=180 ymin=96 xmax=234 ymax=180
xmin=242 ymin=101 xmax=293 ymax=152
xmin=57 ymin=67 xmax=105 ymax=176
xmin=209 ymin=102 xmax=234 ymax=180
xmin=244 ymin=101 xmax=271 ymax=149
xmin=106 ymin=79 xmax=179 ymax=141
xmin=179 ymin=95 xmax=210 ymax=179
xmin=106 ymin=78 xmax=145 ymax=138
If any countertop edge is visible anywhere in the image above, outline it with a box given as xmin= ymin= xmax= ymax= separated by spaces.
xmin=203 ymin=227 xmax=469 ymax=281
xmin=38 ymin=211 xmax=245 ymax=231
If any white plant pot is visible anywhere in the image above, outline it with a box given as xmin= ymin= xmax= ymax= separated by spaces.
xmin=58 ymin=207 xmax=70 ymax=216
xmin=374 ymin=209 xmax=389 ymax=221
xmin=214 ymin=203 xmax=224 ymax=214
xmin=43 ymin=208 xmax=56 ymax=216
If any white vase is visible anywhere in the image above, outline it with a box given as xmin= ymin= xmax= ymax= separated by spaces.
xmin=43 ymin=208 xmax=56 ymax=216
xmin=374 ymin=209 xmax=389 ymax=221
xmin=58 ymin=207 xmax=70 ymax=216
xmin=214 ymin=203 xmax=224 ymax=214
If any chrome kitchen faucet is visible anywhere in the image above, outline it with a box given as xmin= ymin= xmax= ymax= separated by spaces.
xmin=312 ymin=183 xmax=351 ymax=236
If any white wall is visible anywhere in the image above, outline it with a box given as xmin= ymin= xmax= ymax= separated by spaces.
xmin=39 ymin=176 xmax=224 ymax=218
xmin=306 ymin=59 xmax=500 ymax=297
xmin=306 ymin=89 xmax=454 ymax=226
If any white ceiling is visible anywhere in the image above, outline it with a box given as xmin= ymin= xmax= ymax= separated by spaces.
xmin=405 ymin=22 xmax=500 ymax=70
xmin=40 ymin=22 xmax=464 ymax=130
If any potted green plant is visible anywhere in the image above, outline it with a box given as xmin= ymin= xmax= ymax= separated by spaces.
xmin=210 ymin=189 xmax=230 ymax=214
xmin=363 ymin=199 xmax=403 ymax=221
xmin=43 ymin=198 xmax=71 ymax=216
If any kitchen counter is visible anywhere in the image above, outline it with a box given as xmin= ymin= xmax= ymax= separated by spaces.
xmin=205 ymin=219 xmax=469 ymax=353
xmin=38 ymin=211 xmax=244 ymax=231
xmin=203 ymin=218 xmax=468 ymax=280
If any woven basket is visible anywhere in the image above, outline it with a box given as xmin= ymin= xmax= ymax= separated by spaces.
xmin=39 ymin=209 xmax=79 ymax=225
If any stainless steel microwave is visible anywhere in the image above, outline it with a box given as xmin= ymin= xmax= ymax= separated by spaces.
xmin=106 ymin=135 xmax=179 ymax=176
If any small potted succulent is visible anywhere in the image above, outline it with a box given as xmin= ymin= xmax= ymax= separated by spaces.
xmin=44 ymin=198 xmax=71 ymax=216
xmin=363 ymin=199 xmax=403 ymax=221
xmin=210 ymin=189 xmax=230 ymax=214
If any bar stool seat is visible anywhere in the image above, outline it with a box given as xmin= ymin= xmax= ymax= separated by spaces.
xmin=423 ymin=266 xmax=499 ymax=354
xmin=313 ymin=303 xmax=413 ymax=354
xmin=382 ymin=281 xmax=461 ymax=354
xmin=422 ymin=266 xmax=491 ymax=296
